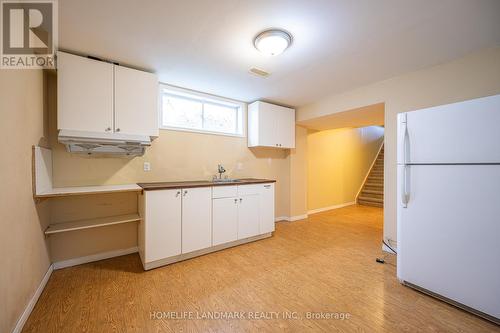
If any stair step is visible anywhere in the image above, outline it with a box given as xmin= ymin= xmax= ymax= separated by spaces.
xmin=358 ymin=196 xmax=383 ymax=203
xmin=365 ymin=182 xmax=383 ymax=188
xmin=362 ymin=189 xmax=383 ymax=195
xmin=361 ymin=194 xmax=383 ymax=200
xmin=366 ymin=181 xmax=383 ymax=186
xmin=358 ymin=200 xmax=383 ymax=208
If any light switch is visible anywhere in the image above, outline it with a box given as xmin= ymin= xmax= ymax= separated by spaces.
xmin=143 ymin=162 xmax=151 ymax=172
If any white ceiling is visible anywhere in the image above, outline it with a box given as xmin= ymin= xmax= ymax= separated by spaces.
xmin=59 ymin=0 xmax=500 ymax=107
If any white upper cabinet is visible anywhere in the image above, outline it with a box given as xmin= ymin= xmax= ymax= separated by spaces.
xmin=114 ymin=65 xmax=158 ymax=137
xmin=57 ymin=52 xmax=114 ymax=134
xmin=57 ymin=51 xmax=158 ymax=137
xmin=248 ymin=101 xmax=295 ymax=148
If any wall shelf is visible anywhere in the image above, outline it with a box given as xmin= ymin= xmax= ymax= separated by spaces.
xmin=36 ymin=184 xmax=142 ymax=198
xmin=45 ymin=214 xmax=141 ymax=235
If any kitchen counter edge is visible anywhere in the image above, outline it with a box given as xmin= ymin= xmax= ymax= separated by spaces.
xmin=137 ymin=178 xmax=276 ymax=191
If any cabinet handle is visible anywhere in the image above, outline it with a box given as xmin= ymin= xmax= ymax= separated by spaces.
xmin=239 ymin=198 xmax=243 ymax=202
xmin=116 ymin=128 xmax=121 ymax=132
xmin=183 ymin=190 xmax=188 ymax=196
xmin=264 ymin=185 xmax=271 ymax=188
xmin=176 ymin=191 xmax=181 ymax=197
xmin=234 ymin=198 xmax=238 ymax=204
xmin=105 ymin=127 xmax=111 ymax=132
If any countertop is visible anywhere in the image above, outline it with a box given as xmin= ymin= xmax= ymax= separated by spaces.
xmin=137 ymin=178 xmax=276 ymax=191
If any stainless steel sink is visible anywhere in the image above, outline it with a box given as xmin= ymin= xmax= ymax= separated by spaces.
xmin=212 ymin=178 xmax=241 ymax=183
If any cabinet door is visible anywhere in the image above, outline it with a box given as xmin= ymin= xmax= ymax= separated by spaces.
xmin=260 ymin=183 xmax=275 ymax=234
xmin=212 ymin=197 xmax=238 ymax=246
xmin=237 ymin=194 xmax=260 ymax=239
xmin=278 ymin=107 xmax=295 ymax=148
xmin=182 ymin=187 xmax=212 ymax=253
xmin=114 ymin=65 xmax=159 ymax=137
xmin=144 ymin=189 xmax=182 ymax=262
xmin=257 ymin=102 xmax=278 ymax=147
xmin=57 ymin=51 xmax=113 ymax=133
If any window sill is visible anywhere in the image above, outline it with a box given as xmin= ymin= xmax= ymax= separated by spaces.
xmin=159 ymin=126 xmax=246 ymax=138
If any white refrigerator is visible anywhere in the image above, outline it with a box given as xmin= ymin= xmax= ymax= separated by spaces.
xmin=397 ymin=94 xmax=500 ymax=324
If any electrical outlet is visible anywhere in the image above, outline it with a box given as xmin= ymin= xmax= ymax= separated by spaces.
xmin=143 ymin=162 xmax=151 ymax=172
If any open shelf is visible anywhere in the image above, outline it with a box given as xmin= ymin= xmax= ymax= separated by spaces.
xmin=45 ymin=214 xmax=141 ymax=235
xmin=36 ymin=184 xmax=142 ymax=198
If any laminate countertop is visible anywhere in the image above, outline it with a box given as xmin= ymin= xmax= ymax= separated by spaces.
xmin=137 ymin=178 xmax=276 ymax=191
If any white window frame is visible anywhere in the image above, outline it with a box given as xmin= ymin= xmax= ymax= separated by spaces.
xmin=159 ymin=84 xmax=246 ymax=137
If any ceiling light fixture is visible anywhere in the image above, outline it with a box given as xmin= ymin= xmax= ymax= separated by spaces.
xmin=254 ymin=29 xmax=292 ymax=56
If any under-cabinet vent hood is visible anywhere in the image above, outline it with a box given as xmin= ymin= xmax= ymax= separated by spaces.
xmin=58 ymin=130 xmax=151 ymax=156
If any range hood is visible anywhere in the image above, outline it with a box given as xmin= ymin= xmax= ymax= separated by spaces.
xmin=58 ymin=130 xmax=151 ymax=156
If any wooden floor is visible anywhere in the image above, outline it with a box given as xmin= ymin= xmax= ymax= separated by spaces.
xmin=24 ymin=205 xmax=499 ymax=332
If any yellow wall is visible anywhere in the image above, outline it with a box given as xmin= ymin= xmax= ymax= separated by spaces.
xmin=297 ymin=47 xmax=500 ymax=246
xmin=288 ymin=125 xmax=308 ymax=218
xmin=0 ymin=70 xmax=51 ymax=333
xmin=307 ymin=127 xmax=384 ymax=211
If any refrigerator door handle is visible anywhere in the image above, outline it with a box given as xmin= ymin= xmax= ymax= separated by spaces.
xmin=403 ymin=121 xmax=410 ymax=164
xmin=401 ymin=165 xmax=410 ymax=208
xmin=398 ymin=113 xmax=409 ymax=164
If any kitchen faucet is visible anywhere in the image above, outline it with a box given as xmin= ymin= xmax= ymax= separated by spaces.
xmin=217 ymin=164 xmax=226 ymax=179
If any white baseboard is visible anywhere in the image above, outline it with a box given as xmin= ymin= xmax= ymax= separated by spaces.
xmin=53 ymin=246 xmax=139 ymax=270
xmin=275 ymin=214 xmax=308 ymax=222
xmin=307 ymin=201 xmax=355 ymax=215
xmin=12 ymin=264 xmax=53 ymax=333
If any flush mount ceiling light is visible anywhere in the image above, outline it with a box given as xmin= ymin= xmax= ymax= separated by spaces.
xmin=254 ymin=29 xmax=292 ymax=56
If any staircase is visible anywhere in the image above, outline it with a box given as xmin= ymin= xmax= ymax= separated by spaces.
xmin=357 ymin=145 xmax=384 ymax=208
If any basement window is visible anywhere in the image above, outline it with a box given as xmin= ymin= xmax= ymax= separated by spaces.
xmin=160 ymin=84 xmax=245 ymax=137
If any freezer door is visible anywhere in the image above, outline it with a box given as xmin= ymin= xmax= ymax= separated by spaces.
xmin=397 ymin=164 xmax=500 ymax=319
xmin=405 ymin=94 xmax=500 ymax=164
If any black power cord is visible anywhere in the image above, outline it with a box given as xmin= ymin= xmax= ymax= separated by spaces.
xmin=376 ymin=239 xmax=397 ymax=264
xmin=382 ymin=239 xmax=397 ymax=255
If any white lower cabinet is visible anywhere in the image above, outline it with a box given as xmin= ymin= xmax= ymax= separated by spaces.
xmin=237 ymin=194 xmax=260 ymax=239
xmin=212 ymin=197 xmax=239 ymax=246
xmin=260 ymin=183 xmax=275 ymax=234
xmin=142 ymin=189 xmax=182 ymax=263
xmin=181 ymin=187 xmax=212 ymax=253
xmin=140 ymin=182 xmax=275 ymax=270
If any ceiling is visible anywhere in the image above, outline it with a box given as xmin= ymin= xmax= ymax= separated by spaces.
xmin=59 ymin=0 xmax=500 ymax=107
xmin=298 ymin=103 xmax=385 ymax=130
